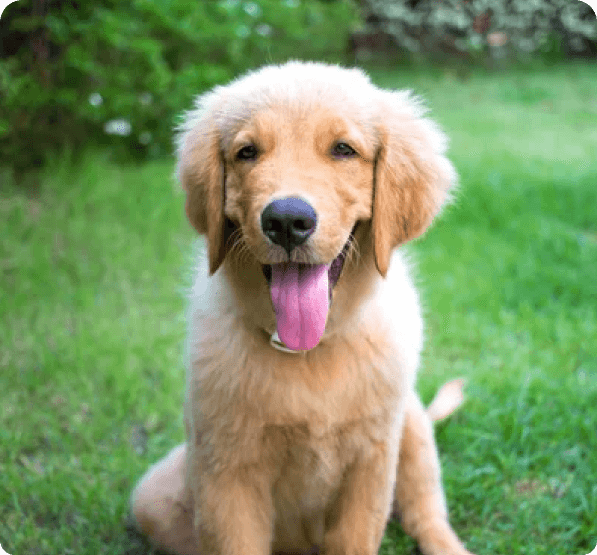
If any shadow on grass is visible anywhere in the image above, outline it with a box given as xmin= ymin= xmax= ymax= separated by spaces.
xmin=123 ymin=513 xmax=170 ymax=555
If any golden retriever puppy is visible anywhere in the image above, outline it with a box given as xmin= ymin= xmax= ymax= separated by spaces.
xmin=130 ymin=61 xmax=474 ymax=555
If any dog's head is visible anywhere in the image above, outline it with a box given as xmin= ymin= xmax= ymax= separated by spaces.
xmin=177 ymin=62 xmax=456 ymax=350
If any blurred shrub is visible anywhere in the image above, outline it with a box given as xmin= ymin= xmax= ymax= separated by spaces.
xmin=354 ymin=0 xmax=596 ymax=63
xmin=0 ymin=0 xmax=358 ymax=173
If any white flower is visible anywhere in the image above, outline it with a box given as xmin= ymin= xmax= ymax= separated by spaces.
xmin=256 ymin=23 xmax=272 ymax=37
xmin=104 ymin=119 xmax=132 ymax=136
xmin=88 ymin=92 xmax=103 ymax=107
xmin=243 ymin=1 xmax=261 ymax=17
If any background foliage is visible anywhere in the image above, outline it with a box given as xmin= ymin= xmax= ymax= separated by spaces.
xmin=355 ymin=0 xmax=596 ymax=62
xmin=0 ymin=0 xmax=358 ymax=173
xmin=0 ymin=0 xmax=595 ymax=174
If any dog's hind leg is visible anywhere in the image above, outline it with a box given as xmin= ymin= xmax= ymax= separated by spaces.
xmin=393 ymin=393 xmax=474 ymax=555
xmin=130 ymin=443 xmax=200 ymax=555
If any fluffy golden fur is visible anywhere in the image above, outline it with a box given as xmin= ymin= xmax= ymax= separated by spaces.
xmin=130 ymin=61 xmax=474 ymax=555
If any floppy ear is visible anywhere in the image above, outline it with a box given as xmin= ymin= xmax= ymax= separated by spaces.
xmin=373 ymin=92 xmax=457 ymax=277
xmin=176 ymin=94 xmax=228 ymax=275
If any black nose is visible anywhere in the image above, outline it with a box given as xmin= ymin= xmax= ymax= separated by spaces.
xmin=261 ymin=197 xmax=317 ymax=256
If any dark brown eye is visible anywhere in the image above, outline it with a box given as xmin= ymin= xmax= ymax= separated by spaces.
xmin=236 ymin=144 xmax=259 ymax=161
xmin=331 ymin=142 xmax=357 ymax=158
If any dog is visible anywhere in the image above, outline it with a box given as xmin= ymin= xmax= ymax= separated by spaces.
xmin=130 ymin=61 xmax=474 ymax=555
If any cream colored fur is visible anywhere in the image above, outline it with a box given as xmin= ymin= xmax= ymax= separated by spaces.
xmin=130 ymin=61 xmax=474 ymax=555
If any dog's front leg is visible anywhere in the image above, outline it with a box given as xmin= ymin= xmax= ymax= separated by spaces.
xmin=192 ymin=466 xmax=273 ymax=555
xmin=323 ymin=442 xmax=396 ymax=555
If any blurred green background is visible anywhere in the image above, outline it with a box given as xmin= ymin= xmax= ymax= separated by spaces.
xmin=1 ymin=0 xmax=595 ymax=175
xmin=1 ymin=1 xmax=597 ymax=555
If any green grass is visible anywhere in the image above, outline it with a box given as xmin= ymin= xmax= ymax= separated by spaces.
xmin=1 ymin=62 xmax=596 ymax=555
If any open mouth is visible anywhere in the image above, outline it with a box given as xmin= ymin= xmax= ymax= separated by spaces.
xmin=261 ymin=225 xmax=356 ymax=352
xmin=261 ymin=231 xmax=353 ymax=291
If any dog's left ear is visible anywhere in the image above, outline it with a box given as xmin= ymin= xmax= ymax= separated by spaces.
xmin=373 ymin=91 xmax=457 ymax=277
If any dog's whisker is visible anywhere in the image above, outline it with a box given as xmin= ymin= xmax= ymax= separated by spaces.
xmin=227 ymin=230 xmax=255 ymax=267
xmin=345 ymin=234 xmax=361 ymax=268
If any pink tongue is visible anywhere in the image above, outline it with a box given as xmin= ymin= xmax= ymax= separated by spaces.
xmin=269 ymin=263 xmax=330 ymax=351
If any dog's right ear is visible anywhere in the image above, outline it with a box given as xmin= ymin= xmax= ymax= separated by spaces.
xmin=176 ymin=94 xmax=227 ymax=275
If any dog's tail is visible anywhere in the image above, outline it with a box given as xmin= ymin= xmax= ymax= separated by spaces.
xmin=426 ymin=378 xmax=467 ymax=422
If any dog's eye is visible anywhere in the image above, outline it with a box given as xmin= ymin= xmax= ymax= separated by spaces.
xmin=236 ymin=145 xmax=259 ymax=161
xmin=331 ymin=142 xmax=357 ymax=159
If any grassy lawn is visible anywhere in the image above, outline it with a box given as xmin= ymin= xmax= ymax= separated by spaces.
xmin=1 ymin=62 xmax=596 ymax=555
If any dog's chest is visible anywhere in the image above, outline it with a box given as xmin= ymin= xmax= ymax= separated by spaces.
xmin=269 ymin=427 xmax=345 ymax=549
xmin=277 ymin=432 xmax=343 ymax=506
xmin=269 ymin=418 xmax=382 ymax=547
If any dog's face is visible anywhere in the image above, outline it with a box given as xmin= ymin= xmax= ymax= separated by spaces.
xmin=177 ymin=62 xmax=456 ymax=350
xmin=223 ymin=105 xmax=374 ymax=267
